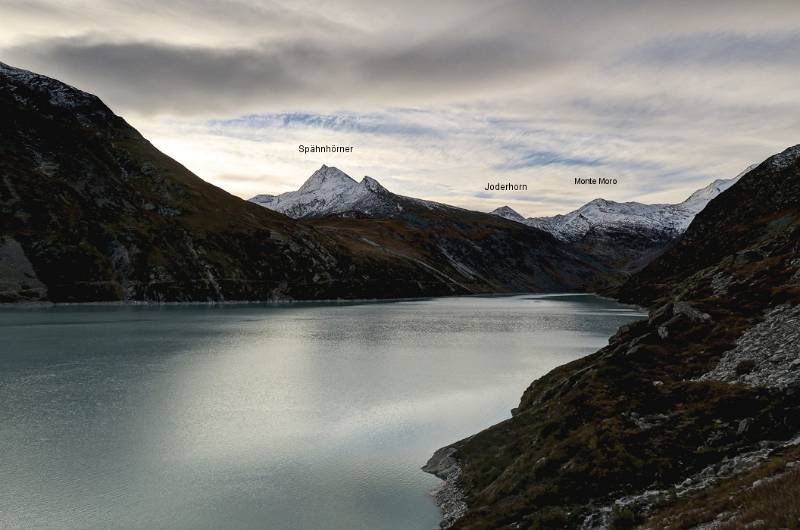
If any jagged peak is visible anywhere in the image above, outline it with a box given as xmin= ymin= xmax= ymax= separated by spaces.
xmin=298 ymin=165 xmax=358 ymax=192
xmin=361 ymin=176 xmax=389 ymax=194
xmin=490 ymin=205 xmax=526 ymax=222
xmin=492 ymin=205 xmax=520 ymax=215
xmin=582 ymin=198 xmax=618 ymax=209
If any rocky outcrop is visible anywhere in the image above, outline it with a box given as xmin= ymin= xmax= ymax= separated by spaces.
xmin=0 ymin=237 xmax=47 ymax=302
xmin=423 ymin=448 xmax=468 ymax=528
xmin=700 ymin=304 xmax=800 ymax=390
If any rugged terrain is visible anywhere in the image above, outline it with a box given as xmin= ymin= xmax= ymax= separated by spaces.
xmin=250 ymin=164 xmax=424 ymax=219
xmin=425 ymin=145 xmax=800 ymax=529
xmin=251 ymin=164 xmax=727 ymax=291
xmin=251 ymin=164 xmax=622 ymax=294
xmin=0 ymin=62 xmax=602 ymax=303
xmin=490 ymin=174 xmax=747 ymax=278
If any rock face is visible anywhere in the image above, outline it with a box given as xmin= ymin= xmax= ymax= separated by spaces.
xmin=0 ymin=62 xmax=604 ymax=302
xmin=425 ymin=145 xmax=800 ymax=529
xmin=700 ymin=304 xmax=800 ymax=390
xmin=0 ymin=237 xmax=47 ymax=302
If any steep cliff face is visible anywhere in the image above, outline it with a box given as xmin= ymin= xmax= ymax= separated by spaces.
xmin=426 ymin=145 xmax=800 ymax=529
xmin=0 ymin=62 xmax=602 ymax=303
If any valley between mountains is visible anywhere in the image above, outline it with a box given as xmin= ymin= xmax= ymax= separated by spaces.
xmin=1 ymin=61 xmax=741 ymax=304
xmin=2 ymin=61 xmax=799 ymax=530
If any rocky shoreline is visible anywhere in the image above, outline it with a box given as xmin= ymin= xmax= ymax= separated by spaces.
xmin=422 ymin=447 xmax=469 ymax=528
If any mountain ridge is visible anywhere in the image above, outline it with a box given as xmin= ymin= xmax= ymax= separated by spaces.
xmin=249 ymin=165 xmax=456 ymax=219
xmin=490 ymin=169 xmax=750 ymax=242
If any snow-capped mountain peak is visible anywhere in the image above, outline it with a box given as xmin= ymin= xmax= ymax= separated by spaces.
xmin=250 ymin=166 xmax=403 ymax=218
xmin=492 ymin=168 xmax=750 ymax=241
xmin=298 ymin=165 xmax=359 ymax=193
xmin=679 ymin=171 xmax=748 ymax=214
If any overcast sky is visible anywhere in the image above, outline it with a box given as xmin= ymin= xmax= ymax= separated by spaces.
xmin=2 ymin=0 xmax=799 ymax=215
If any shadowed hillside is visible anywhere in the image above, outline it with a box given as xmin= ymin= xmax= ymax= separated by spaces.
xmin=425 ymin=145 xmax=800 ymax=529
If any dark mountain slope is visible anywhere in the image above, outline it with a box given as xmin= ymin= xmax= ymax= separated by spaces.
xmin=425 ymin=145 xmax=800 ymax=529
xmin=617 ymin=145 xmax=800 ymax=307
xmin=307 ymin=205 xmax=606 ymax=296
xmin=0 ymin=62 xmax=601 ymax=303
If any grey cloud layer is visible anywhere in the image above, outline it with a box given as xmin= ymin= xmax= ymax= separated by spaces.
xmin=2 ymin=0 xmax=799 ymax=214
xmin=4 ymin=32 xmax=553 ymax=115
xmin=3 ymin=0 xmax=799 ymax=116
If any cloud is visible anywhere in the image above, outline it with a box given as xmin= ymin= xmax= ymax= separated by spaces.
xmin=2 ymin=27 xmax=556 ymax=116
xmin=625 ymin=31 xmax=800 ymax=67
xmin=209 ymin=112 xmax=439 ymax=137
xmin=1 ymin=0 xmax=799 ymax=216
xmin=497 ymin=151 xmax=604 ymax=170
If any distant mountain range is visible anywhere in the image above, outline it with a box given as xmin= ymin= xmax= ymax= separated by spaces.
xmin=488 ymin=172 xmax=751 ymax=277
xmin=489 ymin=172 xmax=751 ymax=241
xmin=250 ymin=164 xmax=750 ymax=285
xmin=0 ymin=59 xmax=783 ymax=307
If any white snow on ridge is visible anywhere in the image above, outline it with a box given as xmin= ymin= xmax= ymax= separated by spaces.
xmin=250 ymin=165 xmax=408 ymax=218
xmin=491 ymin=168 xmax=751 ymax=241
xmin=0 ymin=61 xmax=100 ymax=110
xmin=252 ymin=161 xmax=761 ymax=234
xmin=249 ymin=165 xmax=460 ymax=218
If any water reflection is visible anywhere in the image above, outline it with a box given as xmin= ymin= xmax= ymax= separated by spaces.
xmin=0 ymin=295 xmax=643 ymax=529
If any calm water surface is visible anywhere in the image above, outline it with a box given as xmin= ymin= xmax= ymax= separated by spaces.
xmin=0 ymin=294 xmax=643 ymax=529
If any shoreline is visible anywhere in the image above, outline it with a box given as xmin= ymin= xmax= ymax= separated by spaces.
xmin=422 ymin=447 xmax=469 ymax=529
xmin=0 ymin=290 xmax=612 ymax=309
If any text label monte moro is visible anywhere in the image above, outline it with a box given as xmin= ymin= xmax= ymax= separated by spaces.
xmin=574 ymin=177 xmax=619 ymax=185
xmin=485 ymin=182 xmax=528 ymax=191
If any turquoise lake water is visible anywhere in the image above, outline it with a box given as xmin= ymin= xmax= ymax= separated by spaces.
xmin=0 ymin=294 xmax=643 ymax=529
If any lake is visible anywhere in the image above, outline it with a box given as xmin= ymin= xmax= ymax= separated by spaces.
xmin=0 ymin=294 xmax=643 ymax=529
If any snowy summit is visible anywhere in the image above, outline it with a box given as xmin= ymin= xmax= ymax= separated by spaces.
xmin=491 ymin=167 xmax=754 ymax=241
xmin=250 ymin=165 xmax=441 ymax=218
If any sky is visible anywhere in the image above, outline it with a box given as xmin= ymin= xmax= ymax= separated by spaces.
xmin=2 ymin=0 xmax=800 ymax=216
